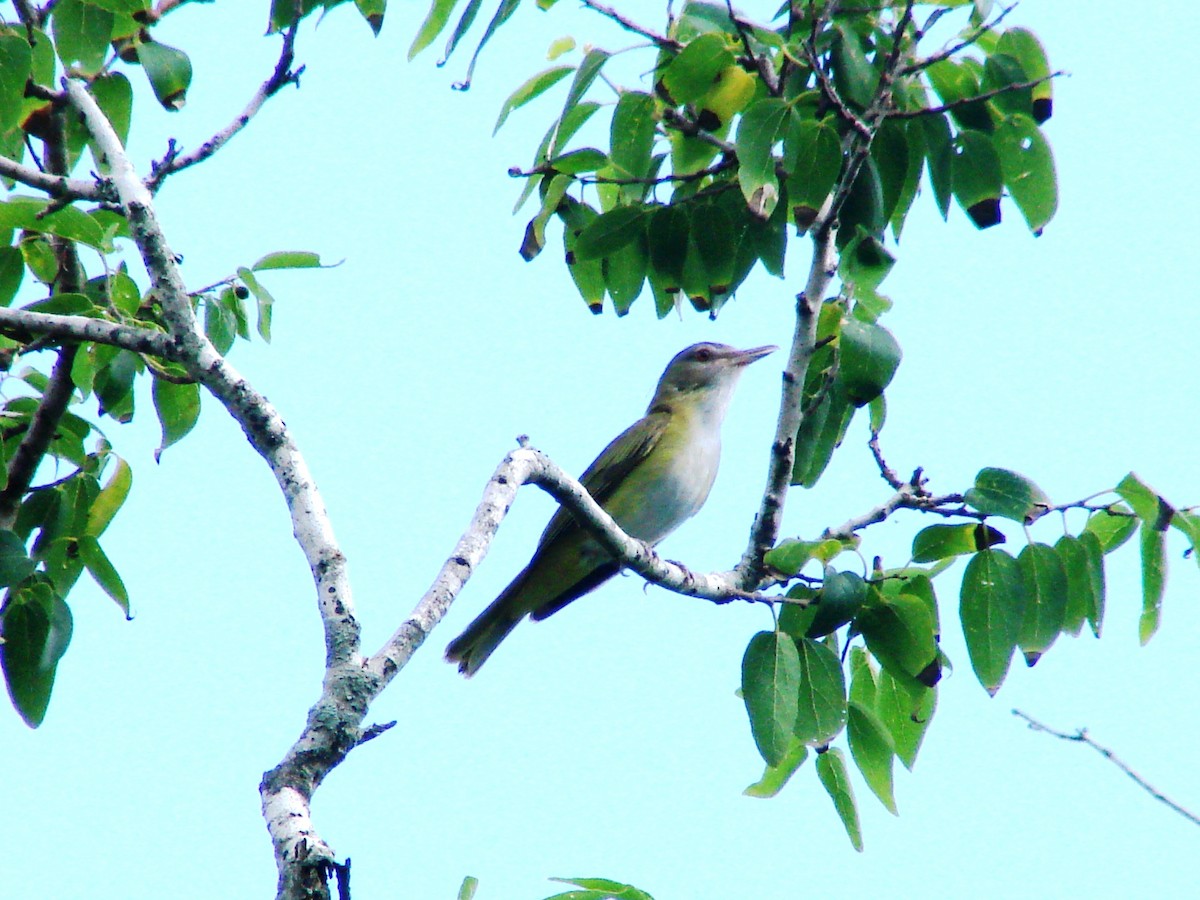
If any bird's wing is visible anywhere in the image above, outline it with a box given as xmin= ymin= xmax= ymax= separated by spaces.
xmin=535 ymin=409 xmax=670 ymax=550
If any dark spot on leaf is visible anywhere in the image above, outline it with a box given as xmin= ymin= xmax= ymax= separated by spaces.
xmin=1032 ymin=97 xmax=1052 ymax=124
xmin=966 ymin=198 xmax=1001 ymax=229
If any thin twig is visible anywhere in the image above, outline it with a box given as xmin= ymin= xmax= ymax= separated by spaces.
xmin=1014 ymin=709 xmax=1200 ymax=828
xmin=868 ymin=429 xmax=905 ymax=490
xmin=145 ymin=19 xmax=305 ymax=192
xmin=581 ymin=0 xmax=680 ymax=51
xmin=887 ymin=72 xmax=1065 ymax=119
xmin=903 ymin=1 xmax=1018 ymax=75
xmin=725 ymin=0 xmax=780 ymax=96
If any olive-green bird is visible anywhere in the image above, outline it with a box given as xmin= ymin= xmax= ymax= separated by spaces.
xmin=445 ymin=342 xmax=776 ymax=676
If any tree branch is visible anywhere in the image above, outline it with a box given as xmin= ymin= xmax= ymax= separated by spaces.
xmin=0 ymin=307 xmax=174 ymax=356
xmin=1013 ymin=709 xmax=1200 ymax=828
xmin=903 ymin=1 xmax=1017 ymax=75
xmin=0 ymin=156 xmax=110 ymax=202
xmin=580 ymin=0 xmax=680 ymax=51
xmin=145 ymin=19 xmax=305 ymax=193
xmin=886 ymin=72 xmax=1065 ymax=119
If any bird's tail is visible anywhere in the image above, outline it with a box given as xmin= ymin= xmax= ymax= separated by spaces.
xmin=444 ymin=572 xmax=530 ymax=677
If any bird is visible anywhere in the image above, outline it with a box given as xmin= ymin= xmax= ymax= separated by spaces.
xmin=445 ymin=341 xmax=776 ymax=676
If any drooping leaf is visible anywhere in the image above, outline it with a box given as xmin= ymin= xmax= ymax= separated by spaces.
xmin=994 ymin=113 xmax=1057 ymax=234
xmin=409 ymin=0 xmax=460 ymax=60
xmin=0 ymin=33 xmax=33 ymax=133
xmin=51 ymin=0 xmax=114 ymax=74
xmin=806 ymin=570 xmax=866 ymax=638
xmin=951 ymin=129 xmax=1003 ymax=228
xmin=1137 ymin=523 xmax=1166 ymax=645
xmin=1 ymin=593 xmax=60 ymax=727
xmin=848 ymin=700 xmax=897 ymax=814
xmin=236 ymin=267 xmax=276 ymax=341
xmin=77 ymin=534 xmax=129 ymax=615
xmin=735 ymin=98 xmax=790 ymax=218
xmin=837 ymin=317 xmax=901 ymax=407
xmin=137 ymin=39 xmax=192 ymax=111
xmin=1084 ymin=504 xmax=1138 ymax=553
xmin=354 ymin=0 xmax=386 ymax=35
xmin=494 ymin=66 xmax=573 ymax=135
xmin=0 ymin=530 xmax=36 ymax=587
xmin=1079 ymin=530 xmax=1107 ymax=638
xmin=1016 ymin=542 xmax=1068 ymax=665
xmin=912 ymin=522 xmax=1005 ymax=563
xmin=816 ymin=748 xmax=862 ymax=851
xmin=743 ymin=737 xmax=808 ymax=799
xmin=602 ymin=233 xmax=647 ymax=316
xmin=658 ymin=32 xmax=733 ymax=105
xmin=856 ymin=591 xmax=940 ymax=689
xmin=742 ymin=631 xmax=801 ymax=767
xmin=876 ymin=670 xmax=935 ymax=770
xmin=85 ymin=457 xmax=132 ymax=537
xmin=793 ymin=636 xmax=847 ymax=746
xmin=959 ymin=548 xmax=1025 ymax=695
xmin=784 ymin=115 xmax=841 ymax=232
xmin=1055 ymin=534 xmax=1094 ymax=637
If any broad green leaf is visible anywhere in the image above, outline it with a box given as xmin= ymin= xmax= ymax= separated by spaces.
xmin=839 ymin=156 xmax=886 ymax=242
xmin=52 ymin=0 xmax=114 ymax=73
xmin=1 ymin=594 xmax=58 ymax=727
xmin=742 ymin=631 xmax=802 ymax=767
xmin=784 ymin=116 xmax=841 ymax=231
xmin=520 ymin=173 xmax=571 ymax=261
xmin=659 ymin=33 xmax=732 ymax=105
xmin=90 ymin=72 xmax=133 ymax=150
xmin=647 ymin=204 xmax=689 ymax=293
xmin=1016 ymin=542 xmax=1068 ymax=665
xmin=838 ymin=229 xmax=896 ymax=293
xmin=1115 ymin=472 xmax=1173 ymax=529
xmin=793 ymin=636 xmax=847 ymax=746
xmin=571 ymin=206 xmax=645 ymax=262
xmin=137 ymin=39 xmax=192 ymax=111
xmin=1138 ymin=523 xmax=1166 ymax=645
xmin=0 ymin=529 xmax=35 ymax=586
xmin=0 ymin=33 xmax=33 ymax=133
xmin=816 ymin=749 xmax=862 ymax=851
xmin=848 ymin=701 xmax=897 ymax=814
xmin=0 ymin=246 xmax=24 ymax=307
xmin=919 ymin=113 xmax=953 ymax=219
xmin=838 ymin=317 xmax=901 ymax=406
xmin=964 ymin=467 xmax=1051 ymax=524
xmin=1054 ymin=534 xmax=1094 ymax=637
xmin=912 ymin=522 xmax=1005 ymax=563
xmin=1079 ymin=530 xmax=1107 ymax=638
xmin=1084 ymin=504 xmax=1138 ymax=553
xmin=871 ymin=119 xmax=910 ymax=227
xmin=831 ymin=24 xmax=872 ymax=108
xmin=792 ymin=380 xmax=854 ymax=487
xmin=77 ymin=534 xmax=129 ymax=615
xmin=891 ymin=119 xmax=926 ymax=238
xmin=764 ymin=538 xmax=848 ymax=575
xmin=560 ymin=199 xmax=605 ymax=312
xmin=743 ymin=737 xmax=807 ymax=798
xmin=409 ymin=0 xmax=460 ymax=60
xmin=952 ymin=130 xmax=1003 ymax=228
xmin=609 ymin=91 xmax=657 ymax=182
xmin=960 ymin=548 xmax=1025 ymax=695
xmin=545 ymin=148 xmax=607 ymax=175
xmin=354 ymin=0 xmax=386 ymax=35
xmin=457 ymin=875 xmax=479 ymax=900
xmin=553 ymin=48 xmax=611 ymax=154
xmin=925 ymin=58 xmax=989 ymax=131
xmin=2 ymin=197 xmax=107 ymax=249
xmin=696 ymin=64 xmax=756 ymax=128
xmin=996 ymin=27 xmax=1052 ymax=120
xmin=602 ymin=233 xmax=647 ymax=316
xmin=777 ymin=586 xmax=817 ymax=639
xmin=152 ymin=377 xmax=200 ymax=462
xmin=994 ymin=114 xmax=1056 ymax=234
xmin=494 ymin=66 xmax=572 ymax=135
xmin=876 ymin=670 xmax=935 ymax=770
xmin=856 ymin=592 xmax=940 ymax=689
xmin=807 ymin=570 xmax=866 ymax=638
xmin=252 ymin=250 xmax=324 ymax=271
xmin=85 ymin=457 xmax=131 ymax=537
xmin=691 ymin=200 xmax=738 ymax=296
xmin=735 ymin=98 xmax=790 ymax=218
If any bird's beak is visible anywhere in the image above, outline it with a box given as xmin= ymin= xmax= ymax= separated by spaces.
xmin=731 ymin=345 xmax=778 ymax=366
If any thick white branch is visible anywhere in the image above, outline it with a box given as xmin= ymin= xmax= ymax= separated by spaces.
xmin=0 ymin=307 xmax=173 ymax=356
xmin=0 ymin=155 xmax=108 ymax=201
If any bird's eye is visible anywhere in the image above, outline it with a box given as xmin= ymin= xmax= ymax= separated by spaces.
xmin=693 ymin=347 xmax=713 ymax=362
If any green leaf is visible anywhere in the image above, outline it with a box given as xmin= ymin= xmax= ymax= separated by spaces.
xmin=152 ymin=377 xmax=200 ymax=462
xmin=848 ymin=701 xmax=897 ymax=814
xmin=848 ymin=646 xmax=878 ymax=709
xmin=742 ymin=631 xmax=802 ymax=767
xmin=1078 ymin=530 xmax=1107 ymax=638
xmin=610 ymin=91 xmax=657 ymax=184
xmin=0 ymin=529 xmax=36 ymax=586
xmin=494 ymin=65 xmax=572 ymax=135
xmin=553 ymin=48 xmax=611 ymax=155
xmin=952 ymin=130 xmax=1004 ymax=228
xmin=964 ymin=467 xmax=1051 ymax=524
xmin=1054 ymin=534 xmax=1094 ymax=638
xmin=838 ymin=317 xmax=901 ymax=407
xmin=77 ymin=534 xmax=129 ymax=615
xmin=560 ymin=199 xmax=605 ymax=312
xmin=85 ymin=456 xmax=131 ymax=537
xmin=571 ymin=206 xmax=645 ymax=262
xmin=1 ymin=591 xmax=66 ymax=727
xmin=919 ymin=113 xmax=954 ymax=219
xmin=690 ymin=201 xmax=737 ymax=296
xmin=458 ymin=0 xmax=523 ymax=91
xmin=1016 ymin=542 xmax=1068 ymax=665
xmin=1138 ymin=523 xmax=1166 ymax=645
xmin=743 ymin=737 xmax=808 ymax=798
xmin=252 ymin=250 xmax=324 ymax=271
xmin=807 ymin=570 xmax=866 ymax=638
xmin=520 ymin=173 xmax=571 ymax=262
xmin=870 ymin=119 xmax=910 ymax=227
xmin=912 ymin=522 xmax=1005 ymax=563
xmin=764 ymin=537 xmax=848 ymax=575
xmin=839 ymin=156 xmax=886 ymax=243
xmin=354 ymin=0 xmax=386 ymax=35
xmin=1084 ymin=504 xmax=1138 ymax=553
xmin=0 ymin=33 xmax=33 ymax=133
xmin=457 ymin=875 xmax=479 ymax=900
xmin=602 ymin=233 xmax=647 ymax=316
xmin=1171 ymin=511 xmax=1200 ymax=571
xmin=2 ymin=197 xmax=107 ymax=249
xmin=856 ymin=592 xmax=940 ymax=689
xmin=816 ymin=748 xmax=862 ymax=851
xmin=137 ymin=39 xmax=192 ymax=111
xmin=1115 ymin=472 xmax=1173 ymax=529
xmin=236 ymin=266 xmax=276 ymax=341
xmin=959 ymin=548 xmax=1025 ymax=695
xmin=544 ymin=148 xmax=607 ymax=175
xmin=876 ymin=670 xmax=935 ymax=770
xmin=792 ymin=381 xmax=854 ymax=488
xmin=0 ymin=245 xmax=23 ymax=307
xmin=994 ymin=114 xmax=1056 ymax=234
xmin=90 ymin=72 xmax=133 ymax=151
xmin=646 ymin=203 xmax=689 ymax=293
xmin=784 ymin=116 xmax=841 ymax=231
xmin=926 ymin=58 xmax=989 ymax=131
xmin=793 ymin=636 xmax=847 ymax=745
xmin=735 ymin=98 xmax=790 ymax=218
xmin=659 ymin=33 xmax=732 ymax=105
xmin=838 ymin=229 xmax=896 ymax=293
xmin=52 ymin=0 xmax=114 ymax=74
xmin=409 ymin=0 xmax=460 ymax=60
xmin=546 ymin=877 xmax=653 ymax=900
xmin=996 ymin=27 xmax=1052 ymax=120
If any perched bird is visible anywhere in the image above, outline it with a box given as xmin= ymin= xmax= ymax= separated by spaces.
xmin=446 ymin=341 xmax=776 ymax=676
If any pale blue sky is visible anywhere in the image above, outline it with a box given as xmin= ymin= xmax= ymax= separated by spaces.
xmin=2 ymin=3 xmax=1197 ymax=898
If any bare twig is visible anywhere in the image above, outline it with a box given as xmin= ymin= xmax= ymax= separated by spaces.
xmin=725 ymin=0 xmax=780 ymax=95
xmin=509 ymin=156 xmax=733 ymax=186
xmin=0 ymin=156 xmax=109 ymax=202
xmin=581 ymin=0 xmax=680 ymax=51
xmin=1014 ymin=709 xmax=1200 ymax=829
xmin=887 ymin=72 xmax=1065 ymax=119
xmin=868 ymin=429 xmax=905 ymax=490
xmin=146 ymin=19 xmax=305 ymax=192
xmin=903 ymin=1 xmax=1018 ymax=75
